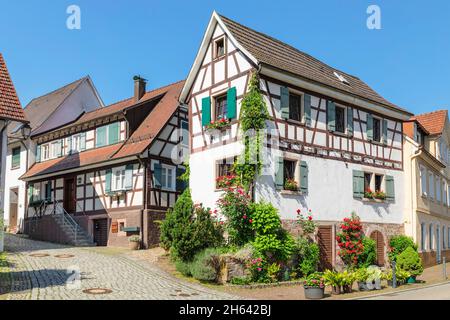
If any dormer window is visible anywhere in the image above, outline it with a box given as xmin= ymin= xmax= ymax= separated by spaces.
xmin=214 ymin=37 xmax=225 ymax=59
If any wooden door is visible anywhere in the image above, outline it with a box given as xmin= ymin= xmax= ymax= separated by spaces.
xmin=370 ymin=231 xmax=385 ymax=266
xmin=317 ymin=226 xmax=333 ymax=271
xmin=64 ymin=178 xmax=76 ymax=213
xmin=9 ymin=188 xmax=19 ymax=229
xmin=93 ymin=219 xmax=108 ymax=246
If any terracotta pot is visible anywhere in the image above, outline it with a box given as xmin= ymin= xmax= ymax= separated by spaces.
xmin=129 ymin=241 xmax=140 ymax=250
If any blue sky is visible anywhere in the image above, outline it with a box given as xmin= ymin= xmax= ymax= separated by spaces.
xmin=1 ymin=0 xmax=449 ymax=115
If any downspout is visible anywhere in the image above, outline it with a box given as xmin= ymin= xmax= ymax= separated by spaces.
xmin=410 ymin=148 xmax=423 ymax=243
xmin=136 ymin=155 xmax=146 ymax=248
xmin=0 ymin=121 xmax=10 ymax=252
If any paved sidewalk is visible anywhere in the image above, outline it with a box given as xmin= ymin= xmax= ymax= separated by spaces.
xmin=2 ymin=234 xmax=238 ymax=300
xmin=359 ymin=282 xmax=450 ymax=300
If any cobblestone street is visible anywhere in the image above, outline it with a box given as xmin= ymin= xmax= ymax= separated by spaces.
xmin=2 ymin=234 xmax=238 ymax=300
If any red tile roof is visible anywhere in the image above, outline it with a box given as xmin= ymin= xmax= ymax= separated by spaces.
xmin=411 ymin=110 xmax=448 ymax=135
xmin=22 ymin=80 xmax=185 ymax=180
xmin=0 ymin=53 xmax=27 ymax=122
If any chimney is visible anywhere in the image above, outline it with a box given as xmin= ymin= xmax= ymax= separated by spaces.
xmin=133 ymin=75 xmax=147 ymax=102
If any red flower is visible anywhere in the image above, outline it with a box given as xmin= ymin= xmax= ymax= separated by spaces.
xmin=249 ymin=219 xmax=253 ymax=224
xmin=297 ymin=209 xmax=301 ymax=214
xmin=308 ymin=216 xmax=312 ymax=221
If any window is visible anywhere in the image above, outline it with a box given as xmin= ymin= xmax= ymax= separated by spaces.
xmin=71 ymin=134 xmax=81 ymax=153
xmin=112 ymin=168 xmax=126 ymax=191
xmin=375 ymin=174 xmax=383 ymax=192
xmin=214 ymin=37 xmax=225 ymax=58
xmin=44 ymin=182 xmax=52 ymax=201
xmin=415 ymin=127 xmax=424 ymax=145
xmin=181 ymin=120 xmax=189 ymax=147
xmin=284 ymin=160 xmax=296 ymax=183
xmin=420 ymin=166 xmax=427 ymax=196
xmin=364 ymin=173 xmax=372 ymax=193
xmin=373 ymin=117 xmax=381 ymax=142
xmin=42 ymin=144 xmax=50 ymax=160
xmin=437 ymin=177 xmax=442 ymax=203
xmin=161 ymin=165 xmax=175 ymax=190
xmin=214 ymin=94 xmax=228 ymax=121
xmin=216 ymin=157 xmax=236 ymax=188
xmin=444 ymin=181 xmax=448 ymax=205
xmin=289 ymin=93 xmax=302 ymax=122
xmin=335 ymin=106 xmax=346 ymax=133
xmin=443 ymin=227 xmax=446 ymax=249
xmin=51 ymin=141 xmax=61 ymax=158
xmin=429 ymin=224 xmax=434 ymax=250
xmin=11 ymin=146 xmax=20 ymax=169
xmin=421 ymin=223 xmax=426 ymax=252
xmin=429 ymin=172 xmax=435 ymax=200
xmin=96 ymin=126 xmax=107 ymax=147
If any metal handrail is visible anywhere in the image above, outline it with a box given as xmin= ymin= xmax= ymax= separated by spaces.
xmin=53 ymin=200 xmax=94 ymax=244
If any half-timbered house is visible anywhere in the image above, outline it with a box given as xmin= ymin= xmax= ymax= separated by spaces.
xmin=180 ymin=12 xmax=413 ymax=267
xmin=21 ymin=78 xmax=188 ymax=248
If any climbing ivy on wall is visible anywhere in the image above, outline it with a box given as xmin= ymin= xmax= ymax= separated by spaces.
xmin=234 ymin=72 xmax=269 ymax=192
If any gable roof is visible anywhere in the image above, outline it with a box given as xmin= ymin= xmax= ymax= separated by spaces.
xmin=0 ymin=53 xmax=27 ymax=122
xmin=21 ymin=80 xmax=185 ymax=180
xmin=411 ymin=110 xmax=448 ymax=136
xmin=181 ymin=12 xmax=412 ymax=118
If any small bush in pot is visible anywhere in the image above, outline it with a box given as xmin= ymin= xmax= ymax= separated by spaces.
xmin=128 ymin=235 xmax=140 ymax=250
xmin=396 ymin=246 xmax=423 ymax=282
xmin=303 ymin=272 xmax=325 ymax=299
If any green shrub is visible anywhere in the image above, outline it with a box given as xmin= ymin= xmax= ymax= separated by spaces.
xmin=295 ymin=237 xmax=320 ymax=277
xmin=160 ymin=189 xmax=223 ymax=262
xmin=230 ymin=276 xmax=252 ymax=285
xmin=175 ymin=260 xmax=192 ymax=277
xmin=252 ymin=231 xmax=295 ymax=262
xmin=190 ymin=248 xmax=223 ymax=282
xmin=250 ymin=202 xmax=281 ymax=235
xmin=388 ymin=235 xmax=418 ymax=262
xmin=357 ymin=237 xmax=376 ymax=268
xmin=396 ymin=246 xmax=424 ymax=277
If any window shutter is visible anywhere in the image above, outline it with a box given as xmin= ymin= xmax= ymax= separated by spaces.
xmin=56 ymin=140 xmax=62 ymax=157
xmin=353 ymin=170 xmax=364 ymax=199
xmin=153 ymin=163 xmax=162 ymax=189
xmin=108 ymin=122 xmax=120 ymax=145
xmin=382 ymin=119 xmax=388 ymax=145
xmin=67 ymin=136 xmax=73 ymax=154
xmin=12 ymin=147 xmax=20 ymax=168
xmin=386 ymin=175 xmax=395 ymax=201
xmin=275 ymin=156 xmax=284 ymax=190
xmin=80 ymin=132 xmax=86 ymax=151
xmin=105 ymin=169 xmax=112 ymax=193
xmin=300 ymin=161 xmax=308 ymax=194
xmin=327 ymin=101 xmax=336 ymax=131
xmin=96 ymin=126 xmax=107 ymax=147
xmin=227 ymin=87 xmax=237 ymax=120
xmin=280 ymin=87 xmax=289 ymax=120
xmin=36 ymin=145 xmax=41 ymax=163
xmin=347 ymin=107 xmax=354 ymax=136
xmin=201 ymin=97 xmax=211 ymax=126
xmin=366 ymin=114 xmax=373 ymax=141
xmin=124 ymin=164 xmax=133 ymax=190
xmin=304 ymin=94 xmax=311 ymax=127
xmin=28 ymin=184 xmax=34 ymax=203
xmin=176 ymin=167 xmax=187 ymax=191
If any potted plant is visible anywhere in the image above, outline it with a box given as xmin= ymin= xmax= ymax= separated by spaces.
xmin=355 ymin=268 xmax=369 ymax=291
xmin=373 ymin=191 xmax=386 ymax=201
xmin=396 ymin=246 xmax=424 ymax=283
xmin=341 ymin=270 xmax=355 ymax=294
xmin=303 ymin=272 xmax=325 ymax=299
xmin=284 ymin=179 xmax=299 ymax=192
xmin=364 ymin=188 xmax=374 ymax=199
xmin=128 ymin=235 xmax=141 ymax=250
xmin=323 ymin=270 xmax=343 ymax=295
xmin=205 ymin=118 xmax=231 ymax=131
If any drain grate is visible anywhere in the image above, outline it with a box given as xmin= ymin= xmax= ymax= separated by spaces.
xmin=83 ymin=288 xmax=113 ymax=295
xmin=54 ymin=254 xmax=75 ymax=259
xmin=29 ymin=253 xmax=50 ymax=258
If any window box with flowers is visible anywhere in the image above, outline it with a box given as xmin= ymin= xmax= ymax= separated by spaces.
xmin=216 ymin=174 xmax=239 ymax=189
xmin=284 ymin=179 xmax=299 ymax=192
xmin=205 ymin=118 xmax=231 ymax=132
xmin=363 ymin=189 xmax=387 ymax=203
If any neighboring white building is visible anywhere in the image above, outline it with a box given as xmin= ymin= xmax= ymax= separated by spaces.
xmin=3 ymin=76 xmax=104 ymax=233
xmin=0 ymin=53 xmax=28 ymax=252
xmin=180 ymin=12 xmax=413 ymax=268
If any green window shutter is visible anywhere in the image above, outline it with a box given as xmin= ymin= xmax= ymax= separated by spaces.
xmin=382 ymin=119 xmax=388 ymax=145
xmin=353 ymin=170 xmax=364 ymax=199
xmin=176 ymin=167 xmax=187 ymax=192
xmin=327 ymin=101 xmax=336 ymax=131
xmin=124 ymin=164 xmax=133 ymax=190
xmin=227 ymin=87 xmax=237 ymax=120
xmin=304 ymin=94 xmax=311 ymax=127
xmin=96 ymin=126 xmax=107 ymax=147
xmin=347 ymin=107 xmax=354 ymax=136
xmin=153 ymin=163 xmax=162 ymax=188
xmin=275 ymin=156 xmax=284 ymax=190
xmin=386 ymin=175 xmax=395 ymax=201
xmin=12 ymin=147 xmax=21 ymax=168
xmin=67 ymin=136 xmax=73 ymax=154
xmin=56 ymin=140 xmax=62 ymax=157
xmin=108 ymin=122 xmax=120 ymax=145
xmin=300 ymin=161 xmax=309 ymax=194
xmin=45 ymin=182 xmax=52 ymax=202
xmin=36 ymin=145 xmax=41 ymax=163
xmin=80 ymin=132 xmax=86 ymax=151
xmin=105 ymin=169 xmax=112 ymax=193
xmin=28 ymin=184 xmax=34 ymax=203
xmin=367 ymin=114 xmax=373 ymax=141
xmin=201 ymin=97 xmax=211 ymax=126
xmin=280 ymin=87 xmax=290 ymax=120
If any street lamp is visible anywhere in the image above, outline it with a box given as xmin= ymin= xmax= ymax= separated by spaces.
xmin=20 ymin=124 xmax=32 ymax=140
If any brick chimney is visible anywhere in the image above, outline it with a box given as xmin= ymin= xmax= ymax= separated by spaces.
xmin=133 ymin=75 xmax=147 ymax=102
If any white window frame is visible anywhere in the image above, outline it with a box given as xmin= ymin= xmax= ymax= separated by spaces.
xmin=71 ymin=134 xmax=82 ymax=153
xmin=213 ymin=36 xmax=226 ymax=59
xmin=429 ymin=172 xmax=435 ymax=200
xmin=436 ymin=176 xmax=442 ymax=203
xmin=288 ymin=89 xmax=305 ymax=124
xmin=42 ymin=144 xmax=50 ymax=161
xmin=112 ymin=167 xmax=126 ymax=191
xmin=51 ymin=141 xmax=61 ymax=158
xmin=161 ymin=164 xmax=175 ymax=191
xmin=420 ymin=165 xmax=427 ymax=197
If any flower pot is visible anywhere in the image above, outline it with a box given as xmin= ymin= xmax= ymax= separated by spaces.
xmin=343 ymin=284 xmax=353 ymax=294
xmin=129 ymin=241 xmax=140 ymax=250
xmin=358 ymin=281 xmax=369 ymax=291
xmin=407 ymin=276 xmax=416 ymax=284
xmin=304 ymin=286 xmax=325 ymax=300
